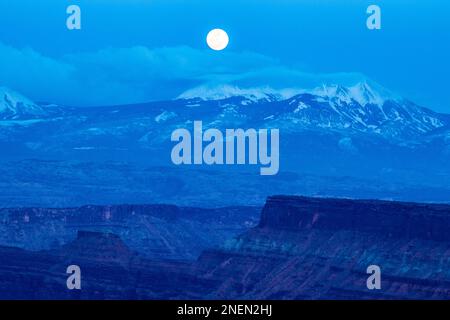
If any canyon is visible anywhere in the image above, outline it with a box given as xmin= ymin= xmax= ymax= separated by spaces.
xmin=1 ymin=195 xmax=450 ymax=299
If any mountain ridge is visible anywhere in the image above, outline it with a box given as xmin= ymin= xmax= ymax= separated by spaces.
xmin=0 ymin=83 xmax=449 ymax=206
xmin=1 ymin=82 xmax=447 ymax=140
xmin=177 ymin=81 xmax=401 ymax=107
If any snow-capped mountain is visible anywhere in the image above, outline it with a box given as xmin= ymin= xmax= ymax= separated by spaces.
xmin=0 ymin=87 xmax=46 ymax=119
xmin=0 ymin=82 xmax=448 ymax=162
xmin=176 ymin=82 xmax=446 ymax=139
xmin=0 ymin=82 xmax=447 ymax=139
xmin=0 ymin=84 xmax=449 ymax=205
xmin=178 ymin=81 xmax=398 ymax=106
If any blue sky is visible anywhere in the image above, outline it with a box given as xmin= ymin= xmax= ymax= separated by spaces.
xmin=0 ymin=0 xmax=449 ymax=112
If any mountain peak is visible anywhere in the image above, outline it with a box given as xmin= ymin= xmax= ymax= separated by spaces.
xmin=0 ymin=87 xmax=45 ymax=119
xmin=177 ymin=85 xmax=294 ymax=103
xmin=310 ymin=81 xmax=399 ymax=107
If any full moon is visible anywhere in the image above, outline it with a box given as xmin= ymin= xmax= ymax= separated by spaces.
xmin=206 ymin=29 xmax=229 ymax=51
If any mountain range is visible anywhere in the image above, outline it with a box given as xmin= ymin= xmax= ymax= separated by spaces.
xmin=2 ymin=82 xmax=448 ymax=134
xmin=1 ymin=84 xmax=450 ymax=300
xmin=1 ymin=82 xmax=449 ymax=206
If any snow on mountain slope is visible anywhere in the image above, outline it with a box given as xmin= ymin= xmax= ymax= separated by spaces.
xmin=178 ymin=81 xmax=397 ymax=106
xmin=279 ymin=95 xmax=444 ymax=137
xmin=176 ymin=82 xmax=446 ymax=139
xmin=0 ymin=87 xmax=46 ymax=119
xmin=310 ymin=82 xmax=399 ymax=107
xmin=0 ymin=82 xmax=448 ymax=155
xmin=178 ymin=84 xmax=296 ymax=104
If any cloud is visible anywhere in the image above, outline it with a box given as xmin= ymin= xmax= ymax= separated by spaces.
xmin=0 ymin=42 xmax=75 ymax=104
xmin=0 ymin=42 xmax=366 ymax=106
xmin=62 ymin=46 xmax=279 ymax=105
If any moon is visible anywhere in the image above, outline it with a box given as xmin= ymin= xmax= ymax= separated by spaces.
xmin=206 ymin=29 xmax=229 ymax=51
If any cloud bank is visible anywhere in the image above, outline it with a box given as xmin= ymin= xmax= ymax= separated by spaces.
xmin=0 ymin=42 xmax=367 ymax=106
